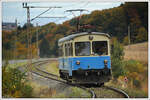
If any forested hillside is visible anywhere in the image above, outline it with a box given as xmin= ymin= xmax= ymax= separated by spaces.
xmin=2 ymin=2 xmax=148 ymax=59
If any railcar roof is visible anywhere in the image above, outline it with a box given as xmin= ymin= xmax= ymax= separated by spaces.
xmin=58 ymin=32 xmax=110 ymax=43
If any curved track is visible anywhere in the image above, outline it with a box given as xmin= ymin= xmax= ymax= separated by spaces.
xmin=103 ymin=86 xmax=129 ymax=98
xmin=31 ymin=60 xmax=96 ymax=98
xmin=29 ymin=60 xmax=129 ymax=98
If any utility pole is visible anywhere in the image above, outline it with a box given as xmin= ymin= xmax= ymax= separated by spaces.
xmin=14 ymin=19 xmax=17 ymax=60
xmin=66 ymin=9 xmax=88 ymax=32
xmin=128 ymin=25 xmax=130 ymax=45
xmin=36 ymin=23 xmax=39 ymax=59
xmin=22 ymin=3 xmax=62 ymax=78
xmin=23 ymin=3 xmax=32 ymax=79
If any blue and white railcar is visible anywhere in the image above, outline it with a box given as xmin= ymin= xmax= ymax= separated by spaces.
xmin=58 ymin=32 xmax=111 ymax=84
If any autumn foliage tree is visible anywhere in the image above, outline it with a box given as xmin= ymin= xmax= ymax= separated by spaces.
xmin=2 ymin=2 xmax=148 ymax=59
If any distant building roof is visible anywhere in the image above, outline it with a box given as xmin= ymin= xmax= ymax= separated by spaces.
xmin=2 ymin=22 xmax=17 ymax=31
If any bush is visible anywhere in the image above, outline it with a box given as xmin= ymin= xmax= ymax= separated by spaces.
xmin=21 ymin=85 xmax=33 ymax=97
xmin=123 ymin=60 xmax=146 ymax=88
xmin=123 ymin=36 xmax=129 ymax=45
xmin=111 ymin=38 xmax=125 ymax=79
xmin=123 ymin=60 xmax=145 ymax=73
xmin=136 ymin=27 xmax=148 ymax=43
xmin=2 ymin=64 xmax=33 ymax=98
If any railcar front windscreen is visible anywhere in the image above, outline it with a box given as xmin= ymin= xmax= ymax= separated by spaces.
xmin=75 ymin=42 xmax=90 ymax=56
xmin=92 ymin=41 xmax=108 ymax=56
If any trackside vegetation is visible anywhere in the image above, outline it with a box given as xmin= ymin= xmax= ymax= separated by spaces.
xmin=111 ymin=38 xmax=125 ymax=79
xmin=110 ymin=38 xmax=148 ymax=97
xmin=2 ymin=61 xmax=33 ymax=98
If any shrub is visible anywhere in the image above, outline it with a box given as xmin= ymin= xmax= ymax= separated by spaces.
xmin=136 ymin=27 xmax=148 ymax=43
xmin=21 ymin=85 xmax=33 ymax=97
xmin=2 ymin=64 xmax=33 ymax=98
xmin=111 ymin=38 xmax=125 ymax=79
xmin=123 ymin=36 xmax=129 ymax=45
xmin=123 ymin=60 xmax=146 ymax=88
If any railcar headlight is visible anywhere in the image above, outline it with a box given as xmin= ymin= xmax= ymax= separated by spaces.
xmin=76 ymin=60 xmax=80 ymax=65
xmin=104 ymin=60 xmax=108 ymax=64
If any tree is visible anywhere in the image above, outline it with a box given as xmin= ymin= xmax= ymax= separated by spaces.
xmin=22 ymin=23 xmax=34 ymax=30
xmin=39 ymin=37 xmax=51 ymax=58
xmin=136 ymin=27 xmax=148 ymax=42
xmin=123 ymin=2 xmax=148 ymax=43
xmin=16 ymin=42 xmax=28 ymax=59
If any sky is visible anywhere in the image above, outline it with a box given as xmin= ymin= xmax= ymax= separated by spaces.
xmin=2 ymin=1 xmax=123 ymax=26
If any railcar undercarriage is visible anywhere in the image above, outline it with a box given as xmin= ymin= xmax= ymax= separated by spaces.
xmin=59 ymin=68 xmax=112 ymax=84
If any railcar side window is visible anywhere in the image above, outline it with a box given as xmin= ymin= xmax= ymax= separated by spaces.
xmin=65 ymin=44 xmax=67 ymax=56
xmin=75 ymin=42 xmax=90 ymax=56
xmin=69 ymin=43 xmax=73 ymax=56
xmin=67 ymin=43 xmax=70 ymax=56
xmin=92 ymin=41 xmax=108 ymax=55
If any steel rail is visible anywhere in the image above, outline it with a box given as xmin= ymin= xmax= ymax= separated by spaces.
xmin=31 ymin=60 xmax=96 ymax=98
xmin=103 ymin=86 xmax=129 ymax=98
xmin=19 ymin=60 xmax=128 ymax=98
xmin=35 ymin=67 xmax=59 ymax=78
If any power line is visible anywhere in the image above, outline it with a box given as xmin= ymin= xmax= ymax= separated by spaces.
xmin=36 ymin=23 xmax=39 ymax=59
xmin=22 ymin=2 xmax=62 ymax=79
xmin=65 ymin=9 xmax=88 ymax=32
xmin=38 ymin=16 xmax=66 ymax=18
xmin=31 ymin=8 xmax=51 ymax=21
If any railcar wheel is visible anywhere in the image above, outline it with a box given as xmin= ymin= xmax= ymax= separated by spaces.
xmin=59 ymin=70 xmax=64 ymax=79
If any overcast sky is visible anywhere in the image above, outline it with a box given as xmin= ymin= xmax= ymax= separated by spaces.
xmin=2 ymin=1 xmax=123 ymax=26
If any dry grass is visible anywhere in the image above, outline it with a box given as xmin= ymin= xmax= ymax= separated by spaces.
xmin=28 ymin=81 xmax=56 ymax=98
xmin=124 ymin=42 xmax=148 ymax=63
xmin=45 ymin=61 xmax=59 ymax=76
xmin=55 ymin=87 xmax=91 ymax=98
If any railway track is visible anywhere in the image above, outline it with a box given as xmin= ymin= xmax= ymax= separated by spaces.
xmin=103 ymin=86 xmax=129 ymax=98
xmin=29 ymin=60 xmax=129 ymax=98
xmin=31 ymin=60 xmax=96 ymax=98
xmin=90 ymin=85 xmax=129 ymax=98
